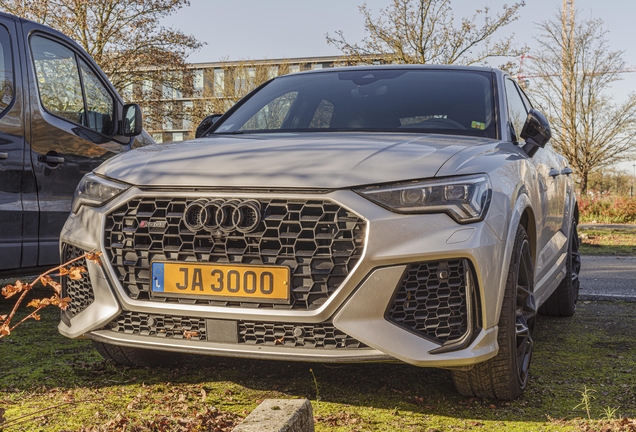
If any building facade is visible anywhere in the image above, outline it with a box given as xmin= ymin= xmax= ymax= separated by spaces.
xmin=128 ymin=55 xmax=370 ymax=143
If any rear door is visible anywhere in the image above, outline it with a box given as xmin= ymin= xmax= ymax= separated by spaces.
xmin=0 ymin=16 xmax=26 ymax=270
xmin=21 ymin=22 xmax=130 ymax=266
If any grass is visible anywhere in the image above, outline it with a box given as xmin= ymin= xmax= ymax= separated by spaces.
xmin=1 ymin=286 xmax=635 ymax=431
xmin=579 ymin=227 xmax=636 ymax=256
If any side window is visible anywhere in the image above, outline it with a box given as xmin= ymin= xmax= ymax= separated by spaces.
xmin=30 ymin=35 xmax=114 ymax=134
xmin=238 ymin=91 xmax=298 ymax=131
xmin=0 ymin=25 xmax=14 ymax=115
xmin=518 ymin=87 xmax=533 ymax=111
xmin=31 ymin=36 xmax=84 ymax=125
xmin=309 ymin=99 xmax=334 ymax=128
xmin=79 ymin=59 xmax=113 ymax=134
xmin=504 ymin=79 xmax=528 ymax=141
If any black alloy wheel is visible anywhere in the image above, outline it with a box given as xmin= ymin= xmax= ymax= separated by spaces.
xmin=452 ymin=225 xmax=536 ymax=400
xmin=515 ymin=237 xmax=536 ymax=387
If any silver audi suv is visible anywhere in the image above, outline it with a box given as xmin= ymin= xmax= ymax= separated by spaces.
xmin=59 ymin=65 xmax=580 ymax=400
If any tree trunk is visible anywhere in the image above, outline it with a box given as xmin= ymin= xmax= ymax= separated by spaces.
xmin=579 ymin=171 xmax=588 ymax=196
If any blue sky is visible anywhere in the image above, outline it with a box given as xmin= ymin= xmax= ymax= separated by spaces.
xmin=164 ymin=0 xmax=636 ymax=171
xmin=165 ymin=1 xmax=636 ymax=65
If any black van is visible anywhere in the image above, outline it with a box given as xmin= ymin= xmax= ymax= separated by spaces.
xmin=0 ymin=12 xmax=151 ymax=273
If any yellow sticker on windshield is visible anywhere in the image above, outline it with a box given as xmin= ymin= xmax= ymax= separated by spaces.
xmin=471 ymin=121 xmax=486 ymax=130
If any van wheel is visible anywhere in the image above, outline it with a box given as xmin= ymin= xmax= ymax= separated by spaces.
xmin=539 ymin=216 xmax=580 ymax=317
xmin=93 ymin=341 xmax=180 ymax=367
xmin=452 ymin=225 xmax=536 ymax=400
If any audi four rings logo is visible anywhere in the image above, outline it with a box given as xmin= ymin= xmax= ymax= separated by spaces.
xmin=183 ymin=199 xmax=262 ymax=233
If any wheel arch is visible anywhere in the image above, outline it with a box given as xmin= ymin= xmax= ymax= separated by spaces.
xmin=518 ymin=206 xmax=537 ymax=268
xmin=488 ymin=193 xmax=536 ymax=329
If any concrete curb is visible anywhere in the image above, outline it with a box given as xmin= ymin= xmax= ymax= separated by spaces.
xmin=232 ymin=399 xmax=314 ymax=432
xmin=579 ymin=224 xmax=636 ymax=231
xmin=579 ymin=294 xmax=636 ymax=302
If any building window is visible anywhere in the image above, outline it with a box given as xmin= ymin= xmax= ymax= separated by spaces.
xmin=235 ymin=67 xmax=255 ymax=93
xmin=194 ymin=69 xmax=204 ymax=96
xmin=142 ymin=79 xmax=153 ymax=96
xmin=122 ymin=82 xmax=133 ymax=102
xmin=172 ymin=132 xmax=184 ymax=142
xmin=289 ymin=65 xmax=300 ymax=74
xmin=313 ymin=63 xmax=323 ymax=70
xmin=183 ymin=101 xmax=193 ymax=130
xmin=213 ymin=68 xmax=224 ymax=97
xmin=152 ymin=133 xmax=163 ymax=144
xmin=163 ymin=72 xmax=183 ymax=100
xmin=163 ymin=116 xmax=173 ymax=131
xmin=268 ymin=66 xmax=279 ymax=79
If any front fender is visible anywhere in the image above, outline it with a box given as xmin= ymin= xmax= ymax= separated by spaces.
xmin=487 ymin=192 xmax=534 ymax=328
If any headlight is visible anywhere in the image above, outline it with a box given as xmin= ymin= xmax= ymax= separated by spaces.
xmin=72 ymin=173 xmax=130 ymax=213
xmin=356 ymin=174 xmax=491 ymax=223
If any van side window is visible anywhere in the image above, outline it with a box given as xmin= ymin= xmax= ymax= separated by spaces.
xmin=30 ymin=35 xmax=114 ymax=135
xmin=31 ymin=36 xmax=84 ymax=125
xmin=0 ymin=25 xmax=14 ymax=115
xmin=79 ymin=59 xmax=114 ymax=134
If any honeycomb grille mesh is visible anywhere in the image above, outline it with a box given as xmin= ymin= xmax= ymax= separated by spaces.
xmin=109 ymin=311 xmax=207 ymax=340
xmin=107 ymin=311 xmax=367 ymax=349
xmin=104 ymin=197 xmax=366 ymax=310
xmin=239 ymin=321 xmax=367 ymax=349
xmin=62 ymin=245 xmax=94 ymax=317
xmin=388 ymin=260 xmax=468 ymax=343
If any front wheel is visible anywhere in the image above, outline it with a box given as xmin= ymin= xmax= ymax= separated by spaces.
xmin=452 ymin=225 xmax=536 ymax=400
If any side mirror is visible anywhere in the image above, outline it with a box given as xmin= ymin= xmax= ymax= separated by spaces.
xmin=520 ymin=109 xmax=551 ymax=157
xmin=195 ymin=114 xmax=223 ymax=138
xmin=122 ymin=104 xmax=143 ymax=137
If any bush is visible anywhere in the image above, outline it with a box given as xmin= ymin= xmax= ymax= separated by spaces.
xmin=578 ymin=196 xmax=636 ymax=224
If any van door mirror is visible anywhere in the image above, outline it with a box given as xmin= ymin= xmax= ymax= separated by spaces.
xmin=521 ymin=109 xmax=551 ymax=156
xmin=195 ymin=114 xmax=223 ymax=138
xmin=122 ymin=104 xmax=143 ymax=136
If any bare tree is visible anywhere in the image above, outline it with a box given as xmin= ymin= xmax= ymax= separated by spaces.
xmin=326 ymin=0 xmax=526 ymax=68
xmin=527 ymin=7 xmax=636 ymax=193
xmin=0 ymin=0 xmax=202 ymax=130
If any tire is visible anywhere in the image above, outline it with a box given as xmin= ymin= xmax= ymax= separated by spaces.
xmin=538 ymin=213 xmax=581 ymax=317
xmin=452 ymin=225 xmax=536 ymax=400
xmin=92 ymin=341 xmax=181 ymax=367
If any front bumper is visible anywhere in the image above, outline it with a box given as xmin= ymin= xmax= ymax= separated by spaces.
xmin=59 ymin=188 xmax=506 ymax=367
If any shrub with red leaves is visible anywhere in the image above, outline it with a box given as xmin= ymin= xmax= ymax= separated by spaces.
xmin=578 ymin=196 xmax=636 ymax=224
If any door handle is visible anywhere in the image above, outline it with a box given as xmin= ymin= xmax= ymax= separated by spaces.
xmin=38 ymin=155 xmax=65 ymax=164
xmin=561 ymin=167 xmax=573 ymax=176
xmin=0 ymin=152 xmax=7 ymax=160
xmin=548 ymin=168 xmax=560 ymax=178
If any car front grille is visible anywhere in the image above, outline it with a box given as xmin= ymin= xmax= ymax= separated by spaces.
xmin=106 ymin=311 xmax=367 ymax=349
xmin=104 ymin=197 xmax=366 ymax=310
xmin=387 ymin=259 xmax=469 ymax=344
xmin=108 ymin=311 xmax=207 ymax=340
xmin=62 ymin=244 xmax=94 ymax=317
xmin=239 ymin=321 xmax=367 ymax=348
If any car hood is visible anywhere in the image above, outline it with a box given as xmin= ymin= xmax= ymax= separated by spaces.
xmin=96 ymin=133 xmax=494 ymax=189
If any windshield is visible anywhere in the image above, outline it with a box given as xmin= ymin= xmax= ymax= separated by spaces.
xmin=213 ymin=69 xmax=496 ymax=138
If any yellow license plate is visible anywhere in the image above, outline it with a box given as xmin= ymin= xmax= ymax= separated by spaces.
xmin=151 ymin=262 xmax=290 ymax=303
